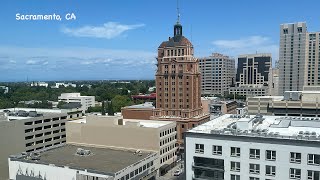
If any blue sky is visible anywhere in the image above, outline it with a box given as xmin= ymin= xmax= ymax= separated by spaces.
xmin=0 ymin=0 xmax=320 ymax=82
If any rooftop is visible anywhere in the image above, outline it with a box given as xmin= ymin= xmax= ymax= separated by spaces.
xmin=0 ymin=108 xmax=67 ymax=121
xmin=189 ymin=114 xmax=320 ymax=142
xmin=70 ymin=115 xmax=174 ymax=128
xmin=124 ymin=102 xmax=155 ymax=109
xmin=10 ymin=144 xmax=155 ymax=175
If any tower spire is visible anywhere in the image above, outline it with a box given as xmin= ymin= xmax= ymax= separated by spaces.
xmin=177 ymin=0 xmax=180 ymax=24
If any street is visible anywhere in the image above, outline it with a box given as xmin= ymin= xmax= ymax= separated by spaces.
xmin=157 ymin=161 xmax=185 ymax=180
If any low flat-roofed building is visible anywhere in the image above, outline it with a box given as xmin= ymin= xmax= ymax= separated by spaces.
xmin=121 ymin=102 xmax=155 ymax=120
xmin=9 ymin=144 xmax=158 ymax=180
xmin=248 ymin=87 xmax=320 ymax=116
xmin=67 ymin=114 xmax=178 ymax=176
xmin=0 ymin=108 xmax=83 ymax=179
xmin=185 ymin=114 xmax=320 ymax=180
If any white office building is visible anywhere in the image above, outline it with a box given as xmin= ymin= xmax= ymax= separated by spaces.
xmin=185 ymin=114 xmax=320 ymax=180
xmin=30 ymin=82 xmax=48 ymax=88
xmin=58 ymin=93 xmax=95 ymax=111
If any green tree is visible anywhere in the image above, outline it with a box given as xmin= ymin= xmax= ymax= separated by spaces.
xmin=111 ymin=95 xmax=132 ymax=112
xmin=101 ymin=101 xmax=106 ymax=115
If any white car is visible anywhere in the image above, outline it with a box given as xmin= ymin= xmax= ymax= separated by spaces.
xmin=173 ymin=169 xmax=182 ymax=176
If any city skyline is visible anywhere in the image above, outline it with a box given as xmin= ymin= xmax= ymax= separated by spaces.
xmin=1 ymin=0 xmax=320 ymax=82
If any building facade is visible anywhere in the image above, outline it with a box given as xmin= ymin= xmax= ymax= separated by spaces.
xmin=185 ymin=114 xmax=320 ymax=180
xmin=58 ymin=93 xmax=95 ymax=111
xmin=199 ymin=53 xmax=235 ymax=96
xmin=230 ymin=54 xmax=272 ymax=97
xmin=151 ymin=16 xmax=210 ymax=147
xmin=279 ymin=22 xmax=320 ymax=94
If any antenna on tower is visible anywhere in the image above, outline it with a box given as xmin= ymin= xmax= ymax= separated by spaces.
xmin=177 ymin=0 xmax=180 ymax=24
xmin=191 ymin=25 xmax=193 ymax=43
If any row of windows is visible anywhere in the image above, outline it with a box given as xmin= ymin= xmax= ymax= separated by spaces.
xmin=231 ymin=169 xmax=320 ymax=180
xmin=159 ymin=127 xmax=176 ymax=137
xmin=160 ymin=152 xmax=176 ymax=164
xmin=26 ymin=141 xmax=66 ymax=152
xmin=25 ymin=124 xmax=65 ymax=133
xmin=231 ymin=162 xmax=276 ymax=176
xmin=118 ymin=161 xmax=154 ymax=180
xmin=160 ymin=134 xmax=176 ymax=146
xmin=160 ymin=143 xmax=177 ymax=155
xmin=197 ymin=144 xmax=320 ymax=165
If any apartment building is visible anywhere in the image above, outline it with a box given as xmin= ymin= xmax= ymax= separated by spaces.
xmin=199 ymin=53 xmax=235 ymax=96
xmin=279 ymin=22 xmax=320 ymax=94
xmin=58 ymin=93 xmax=95 ymax=111
xmin=66 ymin=114 xmax=178 ymax=176
xmin=0 ymin=108 xmax=83 ymax=179
xmin=9 ymin=144 xmax=157 ymax=180
xmin=268 ymin=67 xmax=279 ymax=96
xmin=185 ymin=114 xmax=320 ymax=180
xmin=230 ymin=54 xmax=271 ymax=97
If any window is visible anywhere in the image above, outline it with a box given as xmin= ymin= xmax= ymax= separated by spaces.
xmin=308 ymin=170 xmax=320 ymax=180
xmin=230 ymin=174 xmax=240 ymax=180
xmin=195 ymin=144 xmax=204 ymax=154
xmin=212 ymin=145 xmax=222 ymax=155
xmin=250 ymin=149 xmax=260 ymax=159
xmin=231 ymin=147 xmax=240 ymax=157
xmin=266 ymin=150 xmax=276 ymax=161
xmin=249 ymin=163 xmax=260 ymax=174
xmin=230 ymin=161 xmax=240 ymax=172
xmin=249 ymin=177 xmax=259 ymax=180
xmin=308 ymin=154 xmax=320 ymax=165
xmin=266 ymin=165 xmax=276 ymax=176
xmin=289 ymin=168 xmax=301 ymax=179
xmin=290 ymin=152 xmax=301 ymax=163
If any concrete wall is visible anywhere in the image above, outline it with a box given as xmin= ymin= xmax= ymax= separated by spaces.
xmin=0 ymin=120 xmax=25 ymax=179
xmin=121 ymin=108 xmax=153 ymax=120
xmin=66 ymin=116 xmax=159 ymax=151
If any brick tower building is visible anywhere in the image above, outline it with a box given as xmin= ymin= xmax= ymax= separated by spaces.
xmin=151 ymin=16 xmax=210 ymax=148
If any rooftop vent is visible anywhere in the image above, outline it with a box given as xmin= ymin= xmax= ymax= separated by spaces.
xmin=76 ymin=148 xmax=91 ymax=156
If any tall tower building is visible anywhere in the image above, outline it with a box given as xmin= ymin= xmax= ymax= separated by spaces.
xmin=279 ymin=22 xmax=307 ymax=94
xmin=151 ymin=13 xmax=209 ymax=148
xmin=199 ymin=53 xmax=235 ymax=96
xmin=306 ymin=32 xmax=320 ymax=86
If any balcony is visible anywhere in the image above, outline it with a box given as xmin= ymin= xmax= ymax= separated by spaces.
xmin=192 ymin=162 xmax=224 ymax=171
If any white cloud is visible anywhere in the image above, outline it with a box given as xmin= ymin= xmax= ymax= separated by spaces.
xmin=26 ymin=60 xmax=37 ymax=65
xmin=61 ymin=22 xmax=145 ymax=39
xmin=211 ymin=36 xmax=279 ymax=65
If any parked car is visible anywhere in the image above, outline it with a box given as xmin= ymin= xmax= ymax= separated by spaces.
xmin=173 ymin=169 xmax=182 ymax=176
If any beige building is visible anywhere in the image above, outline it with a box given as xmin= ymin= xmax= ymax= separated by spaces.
xmin=199 ymin=53 xmax=235 ymax=96
xmin=268 ymin=67 xmax=279 ymax=96
xmin=248 ymin=86 xmax=320 ymax=116
xmin=0 ymin=108 xmax=82 ymax=179
xmin=66 ymin=114 xmax=178 ymax=175
xmin=279 ymin=22 xmax=320 ymax=94
xmin=122 ymin=102 xmax=155 ymax=120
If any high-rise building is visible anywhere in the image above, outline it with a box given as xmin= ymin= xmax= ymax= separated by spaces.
xmin=279 ymin=22 xmax=307 ymax=94
xmin=151 ymin=15 xmax=210 ymax=147
xmin=229 ymin=53 xmax=271 ymax=97
xmin=268 ymin=67 xmax=279 ymax=96
xmin=199 ymin=53 xmax=235 ymax=96
xmin=306 ymin=32 xmax=320 ymax=86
